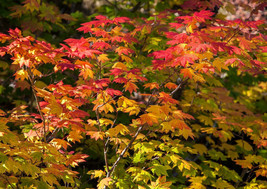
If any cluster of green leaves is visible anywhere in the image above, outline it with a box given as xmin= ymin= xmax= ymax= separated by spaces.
xmin=0 ymin=0 xmax=266 ymax=188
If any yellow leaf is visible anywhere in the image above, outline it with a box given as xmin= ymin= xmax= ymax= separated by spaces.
xmin=35 ymin=81 xmax=47 ymax=89
xmin=235 ymin=159 xmax=253 ymax=169
xmin=67 ymin=130 xmax=83 ymax=143
xmin=50 ymin=138 xmax=70 ymax=150
xmin=47 ymin=99 xmax=63 ymax=116
xmin=97 ymin=177 xmax=112 ymax=189
xmin=81 ymin=67 xmax=94 ymax=79
xmin=179 ymin=128 xmax=194 ymax=140
xmin=88 ymin=170 xmax=106 ymax=179
xmin=99 ymin=118 xmax=113 ymax=126
xmin=198 ymin=51 xmax=213 ymax=60
xmin=86 ymin=131 xmax=105 ymax=141
xmin=161 ymin=122 xmax=172 ymax=133
xmin=187 ymin=24 xmax=195 ymax=33
xmin=212 ymin=58 xmax=229 ymax=72
xmin=112 ymin=62 xmax=128 ymax=70
xmin=193 ymin=144 xmax=208 ymax=155
xmin=107 ymin=124 xmax=129 ymax=137
xmin=15 ymin=69 xmax=29 ymax=81
xmin=117 ymin=96 xmax=140 ymax=115
xmin=98 ymin=54 xmax=109 ymax=63
xmin=214 ymin=179 xmax=235 ymax=189
xmin=146 ymin=105 xmax=167 ymax=120
xmin=121 ymin=54 xmax=133 ymax=63
xmin=236 ymin=140 xmax=253 ymax=151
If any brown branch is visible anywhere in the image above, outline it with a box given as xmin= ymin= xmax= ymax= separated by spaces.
xmin=95 ymin=94 xmax=121 ymax=173
xmin=27 ymin=68 xmax=47 ymax=143
xmin=0 ymin=175 xmax=15 ymax=189
xmin=226 ymin=27 xmax=240 ymax=44
xmin=106 ymin=125 xmax=144 ymax=179
xmin=131 ymin=2 xmax=142 ymax=13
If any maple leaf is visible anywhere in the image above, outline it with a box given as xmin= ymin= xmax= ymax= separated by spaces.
xmin=112 ymin=62 xmax=128 ymax=70
xmin=169 ymin=23 xmax=183 ymax=29
xmin=117 ymin=96 xmax=140 ymax=115
xmin=165 ymin=82 xmax=177 ymax=90
xmin=225 ymin=58 xmax=245 ymax=66
xmin=69 ymin=109 xmax=90 ymax=118
xmin=180 ymin=68 xmax=194 ymax=79
xmin=140 ymin=113 xmax=158 ymax=126
xmin=110 ymin=68 xmax=124 ymax=76
xmin=67 ymin=130 xmax=83 ymax=143
xmin=115 ymin=46 xmax=135 ymax=56
xmin=92 ymin=41 xmax=111 ymax=50
xmin=144 ymin=82 xmax=160 ymax=90
xmin=86 ymin=131 xmax=104 ymax=141
xmin=193 ymin=10 xmax=214 ymax=22
xmin=98 ymin=54 xmax=109 ymax=63
xmin=159 ymin=92 xmax=179 ymax=104
xmin=107 ymin=124 xmax=129 ymax=137
xmin=94 ymin=78 xmax=110 ymax=89
xmin=113 ymin=17 xmax=131 ymax=24
xmin=124 ymin=81 xmax=138 ymax=94
xmin=238 ymin=37 xmax=252 ymax=51
xmin=193 ymin=144 xmax=208 ymax=155
xmin=50 ymin=138 xmax=70 ymax=150
xmin=105 ymin=88 xmax=123 ymax=97
xmin=234 ymin=159 xmax=253 ymax=169
xmin=14 ymin=69 xmax=29 ymax=81
xmin=212 ymin=58 xmax=229 ymax=72
xmin=88 ymin=170 xmax=106 ymax=179
xmin=66 ymin=153 xmax=89 ymax=167
xmin=97 ymin=177 xmax=112 ymax=189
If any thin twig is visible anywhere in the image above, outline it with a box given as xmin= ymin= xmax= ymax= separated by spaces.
xmin=106 ymin=125 xmax=144 ymax=178
xmin=27 ymin=68 xmax=47 ymax=142
xmin=95 ymin=93 xmax=121 ymax=173
xmin=0 ymin=175 xmax=15 ymax=189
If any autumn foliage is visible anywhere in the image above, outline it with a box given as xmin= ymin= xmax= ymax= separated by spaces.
xmin=0 ymin=0 xmax=266 ymax=188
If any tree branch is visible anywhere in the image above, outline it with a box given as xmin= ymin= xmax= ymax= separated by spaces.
xmin=106 ymin=125 xmax=144 ymax=178
xmin=27 ymin=68 xmax=47 ymax=142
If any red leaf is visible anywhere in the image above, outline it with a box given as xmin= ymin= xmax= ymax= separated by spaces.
xmin=113 ymin=77 xmax=128 ymax=84
xmin=105 ymin=88 xmax=123 ymax=97
xmin=113 ymin=17 xmax=131 ymax=24
xmin=92 ymin=41 xmax=111 ymax=50
xmin=115 ymin=46 xmax=135 ymax=56
xmin=110 ymin=68 xmax=124 ymax=76
xmin=193 ymin=10 xmax=214 ymax=22
xmin=169 ymin=23 xmax=183 ymax=29
xmin=94 ymin=78 xmax=110 ymax=89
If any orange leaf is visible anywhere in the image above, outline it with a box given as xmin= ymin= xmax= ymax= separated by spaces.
xmin=180 ymin=68 xmax=194 ymax=79
xmin=140 ymin=113 xmax=158 ymax=126
xmin=125 ymin=82 xmax=138 ymax=93
xmin=144 ymin=82 xmax=160 ymax=90
xmin=164 ymin=82 xmax=177 ymax=90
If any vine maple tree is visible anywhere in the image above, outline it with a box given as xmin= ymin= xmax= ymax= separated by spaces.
xmin=0 ymin=0 xmax=266 ymax=188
